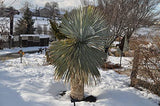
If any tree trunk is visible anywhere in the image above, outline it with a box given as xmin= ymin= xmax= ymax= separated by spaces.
xmin=70 ymin=78 xmax=84 ymax=101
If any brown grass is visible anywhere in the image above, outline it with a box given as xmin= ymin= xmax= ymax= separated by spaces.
xmin=101 ymin=62 xmax=121 ymax=70
xmin=129 ymin=37 xmax=149 ymax=50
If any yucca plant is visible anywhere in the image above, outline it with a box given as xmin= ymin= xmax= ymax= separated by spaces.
xmin=49 ymin=7 xmax=114 ymax=101
xmin=50 ymin=20 xmax=67 ymax=40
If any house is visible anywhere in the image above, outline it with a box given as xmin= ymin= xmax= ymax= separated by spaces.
xmin=20 ymin=34 xmax=50 ymax=47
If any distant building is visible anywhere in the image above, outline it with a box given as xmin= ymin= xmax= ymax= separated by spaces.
xmin=39 ymin=8 xmax=50 ymax=18
xmin=20 ymin=34 xmax=50 ymax=47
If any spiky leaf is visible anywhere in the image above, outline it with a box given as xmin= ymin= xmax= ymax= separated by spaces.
xmin=49 ymin=7 xmax=114 ymax=84
xmin=50 ymin=20 xmax=67 ymax=40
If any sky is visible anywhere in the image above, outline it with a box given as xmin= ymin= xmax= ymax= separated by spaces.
xmin=3 ymin=0 xmax=82 ymax=9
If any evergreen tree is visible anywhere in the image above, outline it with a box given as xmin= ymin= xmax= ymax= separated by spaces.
xmin=15 ymin=6 xmax=35 ymax=35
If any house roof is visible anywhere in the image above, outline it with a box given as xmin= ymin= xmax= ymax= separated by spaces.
xmin=20 ymin=34 xmax=50 ymax=38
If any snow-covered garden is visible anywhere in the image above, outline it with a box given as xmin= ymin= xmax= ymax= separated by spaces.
xmin=1 ymin=0 xmax=160 ymax=106
xmin=0 ymin=53 xmax=159 ymax=106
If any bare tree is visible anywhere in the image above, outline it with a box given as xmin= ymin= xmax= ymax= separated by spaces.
xmin=41 ymin=1 xmax=59 ymax=19
xmin=20 ymin=1 xmax=33 ymax=14
xmin=0 ymin=0 xmax=4 ymax=7
xmin=0 ymin=0 xmax=5 ymax=16
xmin=98 ymin=0 xmax=160 ymax=50
xmin=0 ymin=18 xmax=10 ymax=35
xmin=80 ymin=0 xmax=90 ymax=6
xmin=80 ymin=0 xmax=97 ymax=6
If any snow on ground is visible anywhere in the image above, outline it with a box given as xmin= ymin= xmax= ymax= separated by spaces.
xmin=108 ymin=56 xmax=133 ymax=69
xmin=0 ymin=53 xmax=159 ymax=106
xmin=134 ymin=26 xmax=160 ymax=37
xmin=0 ymin=46 xmax=48 ymax=56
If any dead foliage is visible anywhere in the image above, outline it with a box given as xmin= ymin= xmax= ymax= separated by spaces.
xmin=130 ymin=42 xmax=160 ymax=96
xmin=129 ymin=37 xmax=149 ymax=50
xmin=115 ymin=69 xmax=132 ymax=76
xmin=101 ymin=61 xmax=121 ymax=69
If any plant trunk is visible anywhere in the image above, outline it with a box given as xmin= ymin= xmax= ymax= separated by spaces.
xmin=70 ymin=78 xmax=84 ymax=101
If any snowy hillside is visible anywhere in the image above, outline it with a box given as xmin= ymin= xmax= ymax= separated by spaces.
xmin=0 ymin=15 xmax=52 ymax=33
xmin=134 ymin=26 xmax=160 ymax=36
xmin=0 ymin=53 xmax=159 ymax=106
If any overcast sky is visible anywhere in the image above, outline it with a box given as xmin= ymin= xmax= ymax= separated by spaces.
xmin=3 ymin=0 xmax=160 ymax=11
xmin=3 ymin=0 xmax=82 ymax=9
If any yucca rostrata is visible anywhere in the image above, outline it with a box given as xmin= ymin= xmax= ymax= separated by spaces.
xmin=49 ymin=7 xmax=115 ymax=101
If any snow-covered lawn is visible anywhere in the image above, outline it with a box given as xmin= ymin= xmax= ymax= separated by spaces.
xmin=0 ymin=53 xmax=159 ymax=106
xmin=0 ymin=46 xmax=48 ymax=56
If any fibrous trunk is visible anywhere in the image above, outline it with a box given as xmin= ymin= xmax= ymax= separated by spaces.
xmin=70 ymin=78 xmax=84 ymax=101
